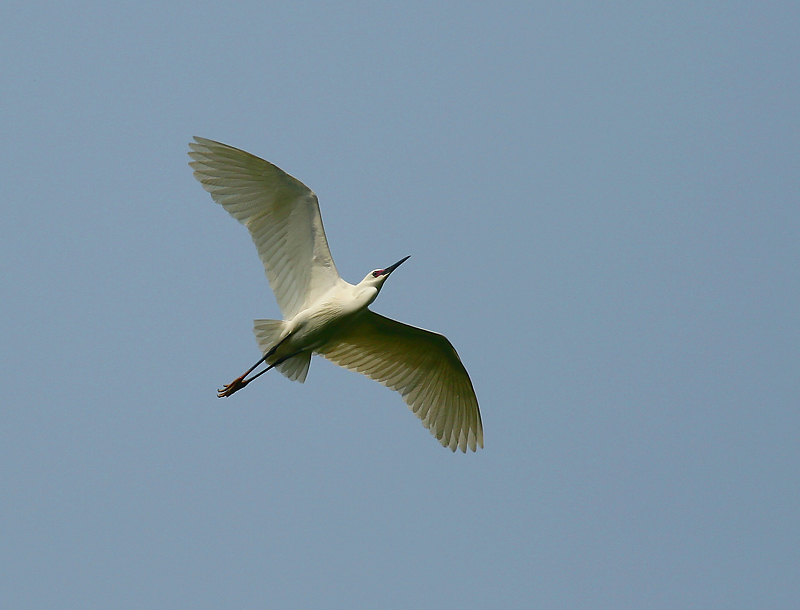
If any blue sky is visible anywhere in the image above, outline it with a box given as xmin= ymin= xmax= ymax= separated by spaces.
xmin=2 ymin=2 xmax=798 ymax=608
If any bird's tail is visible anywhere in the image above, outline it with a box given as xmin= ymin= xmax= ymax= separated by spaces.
xmin=252 ymin=319 xmax=311 ymax=383
xmin=253 ymin=319 xmax=286 ymax=355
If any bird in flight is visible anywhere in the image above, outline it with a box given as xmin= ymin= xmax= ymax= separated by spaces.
xmin=188 ymin=137 xmax=483 ymax=452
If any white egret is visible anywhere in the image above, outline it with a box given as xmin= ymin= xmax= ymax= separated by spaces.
xmin=188 ymin=137 xmax=483 ymax=452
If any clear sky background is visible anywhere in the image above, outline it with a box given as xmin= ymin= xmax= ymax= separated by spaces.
xmin=2 ymin=2 xmax=798 ymax=608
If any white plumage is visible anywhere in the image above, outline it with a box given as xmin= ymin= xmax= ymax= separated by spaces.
xmin=189 ymin=137 xmax=483 ymax=452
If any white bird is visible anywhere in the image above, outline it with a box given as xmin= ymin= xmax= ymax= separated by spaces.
xmin=188 ymin=137 xmax=483 ymax=452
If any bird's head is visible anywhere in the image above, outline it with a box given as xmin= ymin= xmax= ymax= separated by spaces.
xmin=361 ymin=255 xmax=410 ymax=288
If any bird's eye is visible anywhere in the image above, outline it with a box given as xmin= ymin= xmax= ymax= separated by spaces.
xmin=372 ymin=270 xmax=383 ymax=278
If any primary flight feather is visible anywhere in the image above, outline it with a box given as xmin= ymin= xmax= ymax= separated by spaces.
xmin=189 ymin=137 xmax=483 ymax=452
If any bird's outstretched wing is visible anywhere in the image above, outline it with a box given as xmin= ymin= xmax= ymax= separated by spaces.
xmin=189 ymin=137 xmax=340 ymax=319
xmin=318 ymin=311 xmax=483 ymax=452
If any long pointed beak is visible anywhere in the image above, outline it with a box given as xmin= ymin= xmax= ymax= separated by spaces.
xmin=378 ymin=255 xmax=410 ymax=276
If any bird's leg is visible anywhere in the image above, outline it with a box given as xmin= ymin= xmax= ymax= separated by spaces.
xmin=217 ymin=336 xmax=291 ymax=398
xmin=218 ymin=354 xmax=268 ymax=397
xmin=217 ymin=348 xmax=308 ymax=398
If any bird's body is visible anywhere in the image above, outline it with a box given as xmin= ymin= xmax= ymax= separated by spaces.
xmin=256 ymin=277 xmax=379 ymax=375
xmin=189 ymin=137 xmax=483 ymax=452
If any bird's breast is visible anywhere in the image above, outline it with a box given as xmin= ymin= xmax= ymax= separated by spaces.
xmin=285 ymin=295 xmax=364 ymax=351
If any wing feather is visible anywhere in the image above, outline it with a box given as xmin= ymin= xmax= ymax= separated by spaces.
xmin=189 ymin=137 xmax=340 ymax=318
xmin=318 ymin=311 xmax=483 ymax=452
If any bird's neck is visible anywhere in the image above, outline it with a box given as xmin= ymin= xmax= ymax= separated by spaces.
xmin=352 ymin=283 xmax=380 ymax=310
